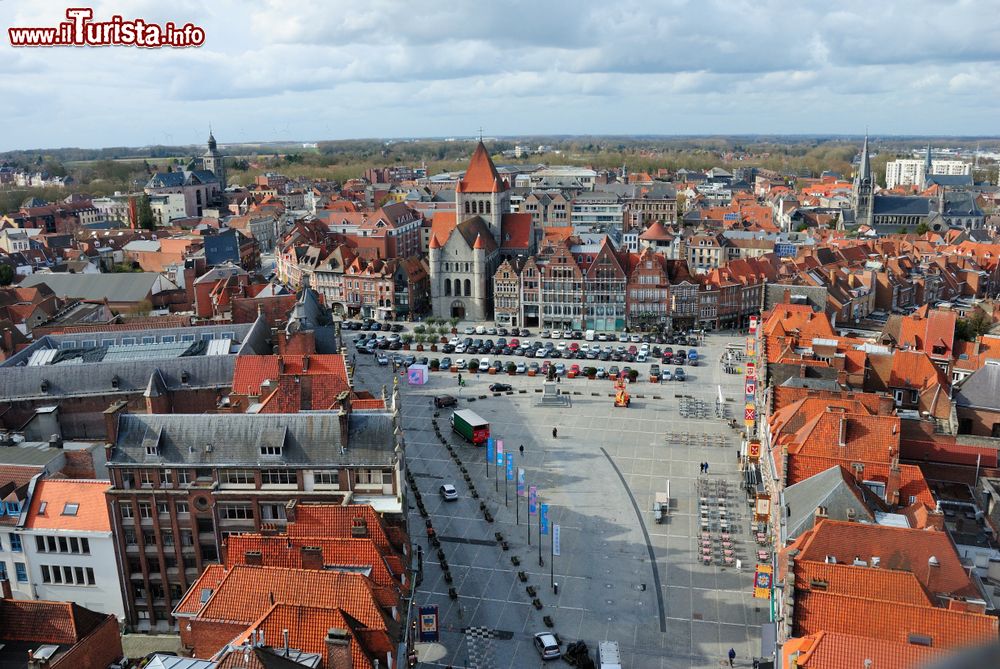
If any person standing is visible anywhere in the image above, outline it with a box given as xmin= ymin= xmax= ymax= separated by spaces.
xmin=519 ymin=444 xmax=525 ymax=456
xmin=552 ymin=427 xmax=558 ymax=439
xmin=728 ymin=647 xmax=736 ymax=667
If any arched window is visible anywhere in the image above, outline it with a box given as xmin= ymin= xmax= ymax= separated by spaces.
xmin=464 ymin=201 xmax=470 ymax=214
xmin=485 ymin=201 xmax=491 ymax=214
xmin=464 ymin=279 xmax=471 ymax=296
xmin=454 ymin=278 xmax=462 ymax=296
xmin=478 ymin=201 xmax=484 ymax=214
xmin=445 ymin=280 xmax=451 ymax=296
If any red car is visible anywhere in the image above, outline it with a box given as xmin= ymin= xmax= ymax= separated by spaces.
xmin=570 ymin=364 xmax=581 ymax=374
xmin=569 ymin=342 xmax=580 ymax=351
xmin=627 ymin=345 xmax=637 ymax=355
xmin=509 ymin=338 xmax=520 ymax=347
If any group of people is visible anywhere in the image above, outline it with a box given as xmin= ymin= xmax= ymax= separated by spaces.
xmin=699 ymin=461 xmax=710 ymax=474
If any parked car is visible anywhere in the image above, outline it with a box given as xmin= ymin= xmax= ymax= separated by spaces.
xmin=662 ymin=370 xmax=672 ymax=381
xmin=440 ymin=484 xmax=459 ymax=501
xmin=464 ymin=327 xmax=475 ymax=334
xmin=596 ymin=366 xmax=607 ymax=379
xmin=376 ymin=354 xmax=389 ymax=365
xmin=456 ymin=359 xmax=468 ymax=369
xmin=489 ymin=383 xmax=513 ymax=392
xmin=516 ymin=362 xmax=527 ymax=374
xmin=675 ymin=367 xmax=686 ymax=381
xmin=434 ymin=395 xmax=458 ymax=408
xmin=533 ymin=633 xmax=561 ymax=660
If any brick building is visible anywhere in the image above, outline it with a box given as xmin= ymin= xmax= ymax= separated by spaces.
xmin=104 ymin=396 xmax=403 ymax=630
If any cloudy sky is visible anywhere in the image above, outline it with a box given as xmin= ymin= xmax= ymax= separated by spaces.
xmin=2 ymin=0 xmax=998 ymax=150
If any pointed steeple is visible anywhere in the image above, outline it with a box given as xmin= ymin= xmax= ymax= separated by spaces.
xmin=428 ymin=234 xmax=441 ymax=249
xmin=207 ymin=126 xmax=217 ymax=152
xmin=925 ymin=143 xmax=933 ymax=171
xmin=473 ymin=233 xmax=485 ymax=250
xmin=458 ymin=141 xmax=506 ymax=193
xmin=858 ymin=133 xmax=871 ymax=183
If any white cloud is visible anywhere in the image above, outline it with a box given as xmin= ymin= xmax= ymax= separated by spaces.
xmin=1 ymin=0 xmax=999 ymax=148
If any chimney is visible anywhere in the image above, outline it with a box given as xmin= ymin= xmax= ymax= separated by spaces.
xmin=48 ymin=434 xmax=63 ymax=449
xmin=278 ymin=356 xmax=285 ymax=374
xmin=886 ymin=464 xmax=902 ymax=508
xmin=325 ymin=628 xmax=353 ymax=669
xmin=927 ymin=555 xmax=941 ymax=595
xmin=798 ymin=364 xmax=807 ymax=379
xmin=1 ymin=578 xmax=12 ymax=600
xmin=926 ymin=504 xmax=946 ymax=531
xmin=103 ymin=400 xmax=128 ymax=446
xmin=300 ymin=545 xmax=324 ymax=570
xmin=302 ymin=355 xmax=310 ymax=372
xmin=351 ymin=517 xmax=369 ymax=538
xmin=813 ymin=506 xmax=827 ymax=523
xmin=244 ymin=550 xmax=263 ymax=566
xmin=838 ymin=416 xmax=848 ymax=447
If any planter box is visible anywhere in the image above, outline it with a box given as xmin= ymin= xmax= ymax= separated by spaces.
xmin=567 ymin=372 xmax=577 ymax=379
xmin=507 ymin=370 xmax=516 ymax=376
xmin=488 ymin=368 xmax=496 ymax=375
xmin=587 ymin=374 xmax=596 ymax=380
xmin=450 ymin=366 xmax=458 ymax=373
xmin=527 ymin=370 xmax=537 ymax=377
xmin=416 ymin=344 xmax=424 ymax=352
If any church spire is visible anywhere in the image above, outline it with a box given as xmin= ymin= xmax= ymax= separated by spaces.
xmin=924 ymin=143 xmax=933 ymax=171
xmin=858 ymin=132 xmax=871 ymax=183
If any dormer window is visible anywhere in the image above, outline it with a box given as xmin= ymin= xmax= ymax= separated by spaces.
xmin=260 ymin=445 xmax=283 ymax=457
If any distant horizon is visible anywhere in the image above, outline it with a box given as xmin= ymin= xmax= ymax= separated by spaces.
xmin=6 ymin=133 xmax=1000 ymax=156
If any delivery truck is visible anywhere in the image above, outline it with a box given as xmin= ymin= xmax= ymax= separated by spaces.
xmin=451 ymin=409 xmax=490 ymax=445
xmin=598 ymin=641 xmax=622 ymax=669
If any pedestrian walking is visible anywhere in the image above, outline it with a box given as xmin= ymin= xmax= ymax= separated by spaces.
xmin=705 ymin=462 xmax=710 ymax=474
xmin=552 ymin=427 xmax=558 ymax=439
xmin=457 ymin=373 xmax=462 ymax=386
xmin=519 ymin=444 xmax=524 ymax=456
xmin=728 ymin=647 xmax=736 ymax=667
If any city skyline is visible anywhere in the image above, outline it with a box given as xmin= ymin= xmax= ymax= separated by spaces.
xmin=2 ymin=0 xmax=1000 ymax=151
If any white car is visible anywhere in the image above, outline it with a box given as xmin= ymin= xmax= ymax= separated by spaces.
xmin=475 ymin=325 xmax=486 ymax=334
xmin=440 ymin=484 xmax=459 ymax=501
xmin=551 ymin=329 xmax=562 ymax=339
xmin=630 ymin=334 xmax=642 ymax=343
xmin=533 ymin=633 xmax=561 ymax=660
xmin=556 ymin=341 xmax=567 ymax=351
xmin=456 ymin=359 xmax=467 ymax=369
xmin=449 ymin=337 xmax=461 ymax=346
xmin=596 ymin=366 xmax=607 ymax=378
xmin=535 ymin=348 xmax=547 ymax=358
xmin=618 ymin=332 xmax=629 ymax=342
xmin=480 ymin=357 xmax=491 ymax=369
xmin=579 ymin=344 xmax=590 ymax=354
xmin=454 ymin=345 xmax=466 ymax=353
xmin=597 ymin=333 xmax=608 ymax=341
xmin=516 ymin=362 xmax=527 ymax=373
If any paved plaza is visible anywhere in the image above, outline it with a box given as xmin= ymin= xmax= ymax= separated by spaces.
xmin=353 ymin=333 xmax=770 ymax=668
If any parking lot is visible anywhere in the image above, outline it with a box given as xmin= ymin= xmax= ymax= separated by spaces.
xmin=349 ymin=329 xmax=769 ymax=668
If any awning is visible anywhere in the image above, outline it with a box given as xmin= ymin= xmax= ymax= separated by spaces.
xmin=760 ymin=621 xmax=777 ymax=659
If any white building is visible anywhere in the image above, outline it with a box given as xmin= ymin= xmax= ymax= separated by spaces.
xmin=885 ymin=158 xmax=972 ymax=189
xmin=16 ymin=479 xmax=125 ymax=619
xmin=149 ymin=193 xmax=188 ymax=225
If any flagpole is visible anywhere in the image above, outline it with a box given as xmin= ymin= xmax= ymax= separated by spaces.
xmin=550 ymin=524 xmax=554 ymax=588
xmin=538 ymin=501 xmax=544 ymax=567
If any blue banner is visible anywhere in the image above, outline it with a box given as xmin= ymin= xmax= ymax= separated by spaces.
xmin=486 ymin=437 xmax=494 ymax=464
xmin=506 ymin=452 xmax=514 ymax=480
xmin=517 ymin=468 xmax=525 ymax=496
xmin=540 ymin=503 xmax=549 ymax=535
xmin=553 ymin=524 xmax=561 ymax=556
xmin=529 ymin=486 xmax=537 ymax=514
xmin=496 ymin=439 xmax=504 ymax=466
xmin=418 ymin=605 xmax=439 ymax=642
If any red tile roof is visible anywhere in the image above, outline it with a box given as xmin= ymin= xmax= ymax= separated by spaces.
xmin=173 ymin=564 xmax=228 ymax=616
xmin=783 ymin=631 xmax=943 ymax=669
xmin=794 ymin=590 xmax=997 ymax=649
xmin=500 ymin=213 xmax=531 ymax=250
xmin=286 ymin=504 xmax=398 ymax=555
xmin=183 ymin=565 xmax=390 ymax=631
xmin=793 ymin=520 xmax=978 ymax=598
xmin=227 ymin=604 xmax=382 ymax=669
xmin=793 ymin=561 xmax=933 ymax=607
xmin=0 ymin=599 xmax=109 ymax=644
xmin=457 ymin=142 xmax=506 ymax=193
xmin=231 ymin=354 xmax=350 ymax=411
xmin=225 ymin=535 xmax=403 ymax=590
xmin=23 ymin=479 xmax=111 ymax=532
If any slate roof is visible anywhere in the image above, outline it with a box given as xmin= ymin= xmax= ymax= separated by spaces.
xmin=954 ymin=364 xmax=1000 ymax=410
xmin=0 ymin=356 xmax=237 ymax=400
xmin=783 ymin=465 xmax=881 ymax=540
xmin=111 ymin=412 xmax=394 ymax=466
xmin=925 ymin=174 xmax=973 ymax=188
xmin=19 ymin=272 xmax=172 ymax=303
xmin=872 ymin=196 xmax=932 ymax=216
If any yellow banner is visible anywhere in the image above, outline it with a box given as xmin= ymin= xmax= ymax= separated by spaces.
xmin=753 ymin=565 xmax=772 ymax=599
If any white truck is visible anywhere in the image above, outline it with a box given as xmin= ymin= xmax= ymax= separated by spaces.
xmin=598 ymin=641 xmax=622 ymax=669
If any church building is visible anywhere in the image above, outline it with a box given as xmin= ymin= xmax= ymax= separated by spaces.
xmin=428 ymin=142 xmax=534 ymax=321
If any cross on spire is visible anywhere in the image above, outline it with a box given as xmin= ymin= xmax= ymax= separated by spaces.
xmin=478 ymin=127 xmax=483 ymax=142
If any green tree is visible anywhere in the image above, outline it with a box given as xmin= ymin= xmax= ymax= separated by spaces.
xmin=915 ymin=222 xmax=930 ymax=235
xmin=137 ymin=194 xmax=156 ymax=230
xmin=0 ymin=264 xmax=14 ymax=286
xmin=956 ymin=308 xmax=994 ymax=341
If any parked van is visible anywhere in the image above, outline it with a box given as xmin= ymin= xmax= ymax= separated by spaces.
xmin=598 ymin=641 xmax=622 ymax=669
xmin=585 ymin=329 xmax=596 ymax=341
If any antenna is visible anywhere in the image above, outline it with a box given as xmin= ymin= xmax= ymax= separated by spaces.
xmin=478 ymin=127 xmax=483 ymax=142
